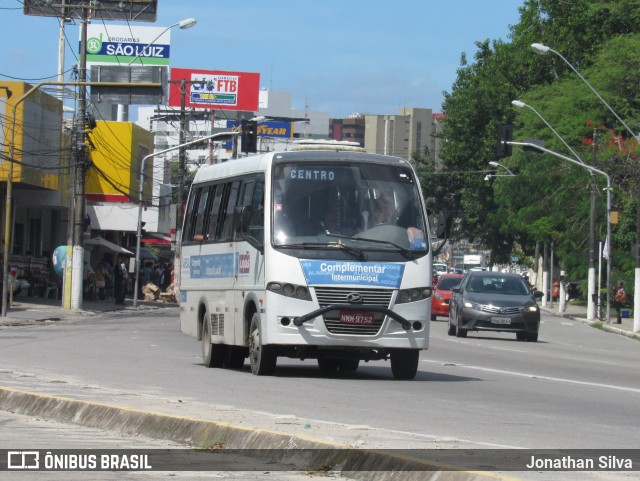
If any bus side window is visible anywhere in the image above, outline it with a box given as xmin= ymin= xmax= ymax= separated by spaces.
xmin=193 ymin=185 xmax=211 ymax=239
xmin=182 ymin=188 xmax=201 ymax=243
xmin=206 ymin=184 xmax=224 ymax=241
xmin=220 ymin=181 xmax=240 ymax=241
xmin=242 ymin=179 xmax=264 ymax=245
xmin=235 ymin=180 xmax=255 ymax=241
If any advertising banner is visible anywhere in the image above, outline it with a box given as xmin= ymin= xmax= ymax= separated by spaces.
xmin=85 ymin=25 xmax=171 ymax=67
xmin=169 ymin=68 xmax=260 ymax=111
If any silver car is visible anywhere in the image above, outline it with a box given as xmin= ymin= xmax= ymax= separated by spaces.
xmin=449 ymin=271 xmax=542 ymax=342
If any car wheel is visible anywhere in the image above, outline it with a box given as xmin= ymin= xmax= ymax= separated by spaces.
xmin=455 ymin=328 xmax=467 ymax=338
xmin=390 ymin=349 xmax=419 ymax=380
xmin=249 ymin=313 xmax=277 ymax=375
xmin=516 ymin=332 xmax=528 ymax=342
xmin=527 ymin=332 xmax=539 ymax=342
xmin=431 ymin=314 xmax=437 ymax=321
xmin=447 ymin=317 xmax=457 ymax=336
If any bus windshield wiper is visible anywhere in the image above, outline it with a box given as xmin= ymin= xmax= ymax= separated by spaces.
xmin=278 ymin=242 xmax=367 ymax=261
xmin=348 ymin=236 xmax=417 ymax=260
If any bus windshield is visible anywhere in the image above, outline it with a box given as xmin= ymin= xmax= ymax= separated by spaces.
xmin=272 ymin=161 xmax=427 ymax=252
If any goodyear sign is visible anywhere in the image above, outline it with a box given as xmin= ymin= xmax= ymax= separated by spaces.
xmin=85 ymin=25 xmax=171 ymax=66
xmin=224 ymin=120 xmax=292 ymax=138
xmin=224 ymin=120 xmax=292 ymax=150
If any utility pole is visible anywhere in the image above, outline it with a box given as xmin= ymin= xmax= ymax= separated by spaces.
xmin=176 ymin=79 xmax=187 ymax=250
xmin=588 ymin=129 xmax=598 ymax=320
xmin=70 ymin=12 xmax=89 ymax=310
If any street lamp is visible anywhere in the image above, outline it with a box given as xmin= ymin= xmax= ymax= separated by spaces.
xmin=512 ymin=99 xmax=599 ymax=320
xmin=117 ymin=18 xmax=197 ymax=122
xmin=128 ymin=18 xmax=197 ymax=66
xmin=485 ymin=160 xmax=515 ymax=180
xmin=531 ymin=43 xmax=638 ymax=142
xmin=132 ymin=131 xmax=239 ymax=307
xmin=532 ymin=42 xmax=638 ymax=329
xmin=510 ymin=140 xmax=612 ymax=323
xmin=511 ymin=100 xmax=584 ymax=164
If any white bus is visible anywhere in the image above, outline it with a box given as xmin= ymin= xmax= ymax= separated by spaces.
xmin=177 ymin=143 xmax=435 ymax=379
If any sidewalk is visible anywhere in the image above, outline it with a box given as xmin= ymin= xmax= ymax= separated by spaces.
xmin=0 ymin=292 xmax=176 ymax=325
xmin=540 ymin=301 xmax=640 ymax=341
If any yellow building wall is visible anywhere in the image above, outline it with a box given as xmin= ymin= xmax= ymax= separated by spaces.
xmin=0 ymin=81 xmax=61 ymax=190
xmin=86 ymin=121 xmax=154 ymax=202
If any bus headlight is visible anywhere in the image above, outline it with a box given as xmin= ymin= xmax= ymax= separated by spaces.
xmin=396 ymin=287 xmax=431 ymax=304
xmin=267 ymin=282 xmax=312 ymax=301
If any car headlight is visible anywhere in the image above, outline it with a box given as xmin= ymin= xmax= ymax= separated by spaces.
xmin=463 ymin=300 xmax=480 ymax=309
xmin=434 ymin=291 xmax=444 ymax=300
xmin=520 ymin=304 xmax=539 ymax=313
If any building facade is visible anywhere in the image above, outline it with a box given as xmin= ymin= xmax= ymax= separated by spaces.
xmin=364 ymin=107 xmax=434 ymax=160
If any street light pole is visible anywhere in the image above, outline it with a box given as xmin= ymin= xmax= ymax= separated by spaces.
xmin=532 ymin=42 xmax=640 ymax=331
xmin=512 ymin=99 xmax=597 ymax=320
xmin=531 ymin=43 xmax=639 ymax=142
xmin=484 ymin=160 xmax=515 ymax=180
xmin=117 ymin=18 xmax=197 ymax=122
xmin=132 ymin=131 xmax=239 ymax=307
xmin=509 ymin=140 xmax=612 ymax=322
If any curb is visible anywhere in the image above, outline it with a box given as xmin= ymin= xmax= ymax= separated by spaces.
xmin=0 ymin=386 xmax=517 ymax=481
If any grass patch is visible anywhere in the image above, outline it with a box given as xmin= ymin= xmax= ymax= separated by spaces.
xmin=591 ymin=322 xmax=604 ymax=331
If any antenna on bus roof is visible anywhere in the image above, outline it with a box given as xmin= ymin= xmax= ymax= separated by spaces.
xmin=290 ymin=139 xmax=366 ymax=152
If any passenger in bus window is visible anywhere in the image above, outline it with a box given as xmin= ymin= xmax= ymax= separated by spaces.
xmin=373 ymin=195 xmax=396 ymax=224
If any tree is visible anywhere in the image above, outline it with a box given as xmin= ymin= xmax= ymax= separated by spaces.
xmin=430 ymin=0 xmax=640 ymax=279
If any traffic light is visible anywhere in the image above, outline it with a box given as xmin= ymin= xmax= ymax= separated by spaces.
xmin=241 ymin=119 xmax=258 ymax=153
xmin=496 ymin=124 xmax=513 ymax=158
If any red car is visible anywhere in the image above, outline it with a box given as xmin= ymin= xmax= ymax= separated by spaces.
xmin=431 ymin=273 xmax=464 ymax=320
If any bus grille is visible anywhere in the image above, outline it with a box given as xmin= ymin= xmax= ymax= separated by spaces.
xmin=314 ymin=287 xmax=393 ymax=335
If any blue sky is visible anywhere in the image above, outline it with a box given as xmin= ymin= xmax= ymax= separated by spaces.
xmin=1 ymin=0 xmax=524 ymax=118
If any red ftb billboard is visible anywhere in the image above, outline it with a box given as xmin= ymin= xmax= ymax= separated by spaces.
xmin=169 ymin=68 xmax=260 ymax=111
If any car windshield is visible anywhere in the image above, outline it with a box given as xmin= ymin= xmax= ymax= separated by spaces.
xmin=467 ymin=276 xmax=530 ymax=295
xmin=437 ymin=277 xmax=462 ymax=290
xmin=272 ymin=162 xmax=427 ymax=252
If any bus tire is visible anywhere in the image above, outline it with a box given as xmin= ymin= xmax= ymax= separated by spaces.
xmin=390 ymin=349 xmax=419 ymax=380
xmin=249 ymin=314 xmax=276 ymax=375
xmin=202 ymin=317 xmax=226 ymax=368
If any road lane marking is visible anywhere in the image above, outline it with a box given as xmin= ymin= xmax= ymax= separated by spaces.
xmin=423 ymin=360 xmax=640 ymax=394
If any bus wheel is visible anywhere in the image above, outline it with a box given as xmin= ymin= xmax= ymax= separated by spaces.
xmin=202 ymin=318 xmax=226 ymax=368
xmin=249 ymin=314 xmax=276 ymax=375
xmin=226 ymin=346 xmax=246 ymax=369
xmin=390 ymin=349 xmax=419 ymax=380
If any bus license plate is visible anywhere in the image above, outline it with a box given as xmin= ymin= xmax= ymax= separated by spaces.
xmin=491 ymin=317 xmax=511 ymax=325
xmin=340 ymin=311 xmax=375 ymax=325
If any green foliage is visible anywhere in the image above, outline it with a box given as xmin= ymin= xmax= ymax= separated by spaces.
xmin=430 ymin=0 xmax=640 ymax=287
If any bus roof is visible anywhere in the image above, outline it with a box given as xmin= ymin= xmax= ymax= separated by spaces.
xmin=192 ymin=150 xmax=413 ymax=184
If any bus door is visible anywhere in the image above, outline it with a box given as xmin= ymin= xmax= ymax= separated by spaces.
xmin=234 ymin=177 xmax=265 ymax=345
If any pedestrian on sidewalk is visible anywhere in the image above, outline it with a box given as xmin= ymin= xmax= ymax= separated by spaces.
xmin=114 ymin=256 xmax=128 ymax=306
xmin=613 ymin=281 xmax=626 ymax=324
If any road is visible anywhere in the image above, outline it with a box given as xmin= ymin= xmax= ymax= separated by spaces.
xmin=0 ymin=308 xmax=638 ymax=474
